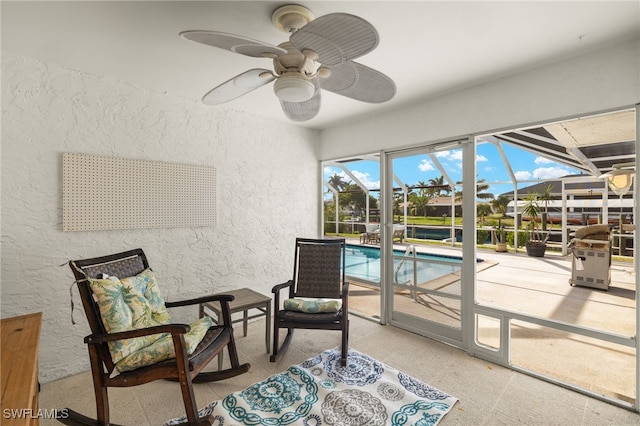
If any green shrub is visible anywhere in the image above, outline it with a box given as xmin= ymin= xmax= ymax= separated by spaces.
xmin=324 ymin=222 xmax=336 ymax=233
xmin=506 ymin=230 xmax=528 ymax=247
xmin=477 ymin=229 xmax=490 ymax=244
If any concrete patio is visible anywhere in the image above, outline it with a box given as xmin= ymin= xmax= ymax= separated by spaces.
xmin=344 ymin=239 xmax=637 ymax=405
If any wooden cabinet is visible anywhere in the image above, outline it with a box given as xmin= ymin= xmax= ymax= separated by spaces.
xmin=1 ymin=312 xmax=42 ymax=426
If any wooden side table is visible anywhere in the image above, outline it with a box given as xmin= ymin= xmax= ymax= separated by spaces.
xmin=200 ymin=288 xmax=271 ymax=364
xmin=1 ymin=312 xmax=42 ymax=426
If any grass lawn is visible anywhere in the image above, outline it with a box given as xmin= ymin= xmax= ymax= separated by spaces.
xmin=390 ymin=214 xmax=517 ymax=228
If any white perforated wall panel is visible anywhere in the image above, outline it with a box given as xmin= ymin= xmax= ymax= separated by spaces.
xmin=62 ymin=153 xmax=216 ymax=231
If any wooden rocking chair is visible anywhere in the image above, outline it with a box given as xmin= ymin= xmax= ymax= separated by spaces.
xmin=65 ymin=248 xmax=250 ymax=426
xmin=270 ymin=238 xmax=349 ymax=366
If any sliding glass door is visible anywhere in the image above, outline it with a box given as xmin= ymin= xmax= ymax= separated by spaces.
xmin=321 ymin=106 xmax=638 ymax=410
xmin=381 ymin=139 xmax=474 ymax=347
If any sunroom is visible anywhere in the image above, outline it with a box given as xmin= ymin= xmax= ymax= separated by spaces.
xmin=1 ymin=1 xmax=639 ymax=424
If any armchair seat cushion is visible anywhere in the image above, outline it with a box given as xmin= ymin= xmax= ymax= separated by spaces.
xmin=283 ymin=298 xmax=341 ymax=313
xmin=278 ymin=309 xmax=343 ymax=323
xmin=114 ymin=316 xmax=213 ymax=372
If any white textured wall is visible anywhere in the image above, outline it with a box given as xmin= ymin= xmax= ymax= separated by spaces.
xmin=1 ymin=53 xmax=320 ymax=382
xmin=320 ymin=38 xmax=640 ymax=159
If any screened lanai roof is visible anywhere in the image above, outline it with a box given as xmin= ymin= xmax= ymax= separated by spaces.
xmin=483 ymin=109 xmax=636 ymax=177
xmin=325 ymin=108 xmax=636 ymax=192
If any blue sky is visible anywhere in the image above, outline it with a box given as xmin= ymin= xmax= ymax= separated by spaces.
xmin=324 ymin=141 xmax=583 ymax=199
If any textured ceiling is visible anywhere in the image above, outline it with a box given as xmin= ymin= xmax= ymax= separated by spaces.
xmin=2 ymin=1 xmax=639 ymax=129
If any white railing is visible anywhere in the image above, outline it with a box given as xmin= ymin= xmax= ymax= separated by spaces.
xmin=395 ymin=244 xmax=418 ymax=300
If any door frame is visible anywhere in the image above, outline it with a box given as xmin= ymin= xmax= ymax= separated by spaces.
xmin=380 ymin=138 xmax=475 ymax=349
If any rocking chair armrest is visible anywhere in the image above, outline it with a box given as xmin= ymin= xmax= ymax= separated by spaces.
xmin=272 ymin=280 xmax=293 ymax=312
xmin=271 ymin=280 xmax=294 ymax=294
xmin=84 ymin=323 xmax=190 ymax=344
xmin=341 ymin=281 xmax=350 ymax=295
xmin=166 ymin=294 xmax=236 ymax=327
xmin=341 ymin=281 xmax=349 ymax=312
xmin=165 ymin=294 xmax=234 ymax=309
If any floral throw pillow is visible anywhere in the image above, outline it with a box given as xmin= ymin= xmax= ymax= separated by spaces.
xmin=89 ymin=268 xmax=173 ymax=364
xmin=283 ymin=298 xmax=342 ymax=313
xmin=114 ymin=316 xmax=213 ymax=372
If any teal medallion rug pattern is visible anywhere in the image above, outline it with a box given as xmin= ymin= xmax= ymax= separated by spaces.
xmin=165 ymin=347 xmax=458 ymax=426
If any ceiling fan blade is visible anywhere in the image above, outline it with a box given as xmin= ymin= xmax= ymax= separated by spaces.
xmin=203 ymin=68 xmax=274 ymax=105
xmin=290 ymin=13 xmax=378 ymax=65
xmin=321 ymin=61 xmax=396 ymax=103
xmin=180 ymin=30 xmax=287 ymax=58
xmin=280 ymin=88 xmax=321 ymax=122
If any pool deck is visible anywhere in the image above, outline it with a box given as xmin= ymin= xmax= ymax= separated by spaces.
xmin=343 ymin=237 xmax=637 ymax=406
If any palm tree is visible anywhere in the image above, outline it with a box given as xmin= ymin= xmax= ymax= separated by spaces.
xmin=411 ymin=180 xmax=432 ymax=217
xmin=476 ymin=179 xmax=494 ymax=201
xmin=454 ymin=178 xmax=494 ymax=202
xmin=522 ymin=193 xmax=548 ymax=247
xmin=327 ymin=173 xmax=348 ymax=191
xmin=477 ymin=203 xmax=493 ymax=224
xmin=428 ymin=175 xmax=449 ymax=196
xmin=393 ymin=190 xmax=407 ymax=222
xmin=539 ymin=184 xmax=553 ymax=229
xmin=491 ymin=195 xmax=511 ymax=218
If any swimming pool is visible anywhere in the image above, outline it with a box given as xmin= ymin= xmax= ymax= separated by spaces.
xmin=344 ymin=244 xmax=464 ymax=285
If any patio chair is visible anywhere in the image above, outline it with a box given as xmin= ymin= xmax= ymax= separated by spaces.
xmin=360 ymin=223 xmax=380 ymax=244
xmin=270 ymin=238 xmax=349 ymax=366
xmin=66 ymin=248 xmax=250 ymax=426
xmin=393 ymin=224 xmax=405 ymax=243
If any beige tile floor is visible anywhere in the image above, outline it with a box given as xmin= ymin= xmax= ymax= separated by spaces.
xmin=40 ymin=314 xmax=640 ymax=425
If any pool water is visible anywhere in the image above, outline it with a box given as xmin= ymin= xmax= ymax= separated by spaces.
xmin=345 ymin=244 xmax=463 ymax=284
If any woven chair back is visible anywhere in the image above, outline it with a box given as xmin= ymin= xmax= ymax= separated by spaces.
xmin=294 ymin=239 xmax=345 ymax=299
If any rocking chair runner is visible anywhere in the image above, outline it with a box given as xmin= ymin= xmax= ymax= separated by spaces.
xmin=270 ymin=238 xmax=349 ymax=366
xmin=66 ymin=248 xmax=250 ymax=426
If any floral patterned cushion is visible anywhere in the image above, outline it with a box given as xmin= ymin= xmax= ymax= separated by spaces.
xmin=283 ymin=298 xmax=342 ymax=313
xmin=114 ymin=316 xmax=213 ymax=372
xmin=89 ymin=268 xmax=212 ymax=371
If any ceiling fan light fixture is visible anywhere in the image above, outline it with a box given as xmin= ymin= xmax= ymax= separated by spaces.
xmin=273 ymin=74 xmax=315 ymax=102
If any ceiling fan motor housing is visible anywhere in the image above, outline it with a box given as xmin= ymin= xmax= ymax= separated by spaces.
xmin=274 ymin=42 xmax=318 ymax=76
xmin=272 ymin=4 xmax=315 ymax=33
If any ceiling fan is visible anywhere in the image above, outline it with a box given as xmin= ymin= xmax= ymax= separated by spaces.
xmin=180 ymin=4 xmax=396 ymax=122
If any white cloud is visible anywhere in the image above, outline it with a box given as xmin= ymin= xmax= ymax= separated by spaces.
xmin=324 ymin=169 xmax=380 ymax=190
xmin=534 ymin=156 xmax=554 ymax=164
xmin=351 ymin=170 xmax=380 ymax=189
xmin=323 ymin=166 xmax=341 ymax=178
xmin=450 ymin=150 xmax=463 ymax=161
xmin=515 ymin=170 xmax=532 ymax=180
xmin=513 ymin=166 xmax=570 ymax=181
xmin=477 ymin=154 xmax=488 ymax=162
xmin=434 ymin=150 xmax=463 ymax=161
xmin=532 ymin=166 xmax=569 ymax=179
xmin=418 ymin=159 xmax=434 ymax=171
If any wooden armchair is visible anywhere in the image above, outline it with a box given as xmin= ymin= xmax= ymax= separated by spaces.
xmin=66 ymin=248 xmax=250 ymax=426
xmin=270 ymin=238 xmax=349 ymax=366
